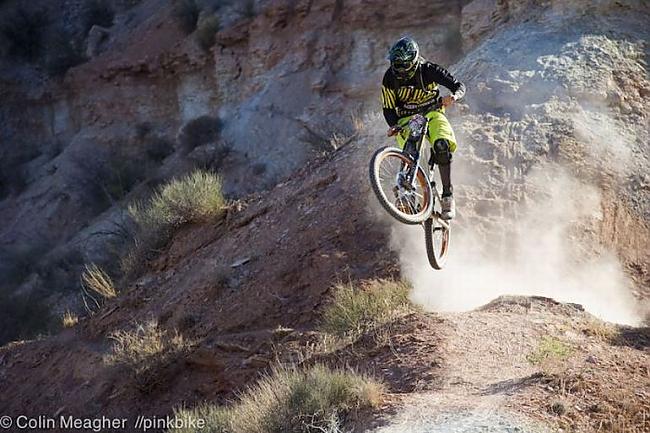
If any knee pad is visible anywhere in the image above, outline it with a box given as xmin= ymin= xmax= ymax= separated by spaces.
xmin=431 ymin=139 xmax=452 ymax=165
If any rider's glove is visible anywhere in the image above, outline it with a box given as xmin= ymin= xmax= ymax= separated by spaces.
xmin=387 ymin=126 xmax=401 ymax=137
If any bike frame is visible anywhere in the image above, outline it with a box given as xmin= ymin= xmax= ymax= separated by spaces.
xmin=400 ymin=111 xmax=450 ymax=230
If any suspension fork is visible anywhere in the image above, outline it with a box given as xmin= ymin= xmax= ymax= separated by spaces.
xmin=404 ymin=135 xmax=426 ymax=187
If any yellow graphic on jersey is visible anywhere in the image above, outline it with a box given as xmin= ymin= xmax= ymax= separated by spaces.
xmin=381 ymin=86 xmax=396 ymax=109
xmin=396 ymin=83 xmax=439 ymax=105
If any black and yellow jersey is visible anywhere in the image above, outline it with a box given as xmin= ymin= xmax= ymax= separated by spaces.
xmin=381 ymin=61 xmax=466 ymax=126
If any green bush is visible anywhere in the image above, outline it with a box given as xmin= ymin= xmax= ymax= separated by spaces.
xmin=527 ymin=336 xmax=573 ymax=365
xmin=320 ymin=279 xmax=414 ymax=339
xmin=172 ymin=0 xmax=200 ymax=34
xmin=123 ymin=170 xmax=226 ymax=276
xmin=169 ymin=365 xmax=384 ymax=433
xmin=195 ymin=14 xmax=219 ymax=51
xmin=129 ymin=169 xmax=225 ymax=231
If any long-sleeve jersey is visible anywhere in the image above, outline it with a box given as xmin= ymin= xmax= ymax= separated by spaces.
xmin=381 ymin=61 xmax=466 ymax=126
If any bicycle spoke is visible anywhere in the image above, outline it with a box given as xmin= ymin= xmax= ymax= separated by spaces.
xmin=407 ymin=197 xmax=418 ymax=215
xmin=371 ymin=149 xmax=432 ymax=223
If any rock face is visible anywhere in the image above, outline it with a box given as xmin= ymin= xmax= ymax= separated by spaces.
xmin=85 ymin=25 xmax=111 ymax=58
xmin=395 ymin=0 xmax=650 ymax=324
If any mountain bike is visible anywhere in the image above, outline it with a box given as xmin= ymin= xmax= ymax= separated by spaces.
xmin=369 ymin=104 xmax=451 ymax=269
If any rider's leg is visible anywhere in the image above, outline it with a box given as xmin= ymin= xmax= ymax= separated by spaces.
xmin=432 ymin=139 xmax=453 ymax=197
xmin=425 ymin=110 xmax=457 ymax=219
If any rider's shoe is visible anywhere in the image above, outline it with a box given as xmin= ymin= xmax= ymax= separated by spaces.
xmin=441 ymin=195 xmax=456 ymax=220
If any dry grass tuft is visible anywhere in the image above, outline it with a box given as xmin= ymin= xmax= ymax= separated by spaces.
xmin=169 ymin=364 xmax=384 ymax=433
xmin=105 ymin=320 xmax=192 ymax=390
xmin=62 ymin=311 xmax=79 ymax=328
xmin=582 ymin=319 xmax=617 ymax=343
xmin=320 ymin=279 xmax=414 ymax=340
xmin=81 ymin=263 xmax=117 ymax=299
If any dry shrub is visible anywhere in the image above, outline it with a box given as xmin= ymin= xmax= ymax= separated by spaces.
xmin=320 ymin=279 xmax=414 ymax=340
xmin=543 ymin=371 xmax=649 ymax=433
xmin=145 ymin=137 xmax=175 ymax=162
xmin=582 ymin=319 xmax=617 ymax=343
xmin=170 ymin=364 xmax=384 ymax=433
xmin=105 ymin=320 xmax=192 ymax=390
xmin=171 ymin=404 xmax=231 ymax=433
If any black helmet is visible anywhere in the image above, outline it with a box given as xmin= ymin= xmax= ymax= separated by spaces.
xmin=388 ymin=37 xmax=420 ymax=79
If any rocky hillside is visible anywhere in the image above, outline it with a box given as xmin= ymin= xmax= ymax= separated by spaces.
xmin=0 ymin=0 xmax=467 ymax=344
xmin=0 ymin=0 xmax=648 ymax=432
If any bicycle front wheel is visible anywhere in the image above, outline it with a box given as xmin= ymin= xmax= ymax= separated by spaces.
xmin=369 ymin=146 xmax=433 ymax=225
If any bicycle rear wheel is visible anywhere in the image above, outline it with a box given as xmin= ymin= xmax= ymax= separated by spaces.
xmin=369 ymin=146 xmax=433 ymax=225
xmin=424 ymin=215 xmax=450 ymax=269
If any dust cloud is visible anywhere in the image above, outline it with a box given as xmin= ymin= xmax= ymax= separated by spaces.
xmin=388 ymin=164 xmax=642 ymax=325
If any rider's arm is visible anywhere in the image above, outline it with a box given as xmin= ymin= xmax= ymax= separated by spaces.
xmin=381 ymin=73 xmax=399 ymax=126
xmin=425 ymin=63 xmax=466 ymax=101
xmin=383 ymin=107 xmax=399 ymax=127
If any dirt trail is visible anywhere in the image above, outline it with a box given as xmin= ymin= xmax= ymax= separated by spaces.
xmin=373 ymin=307 xmax=549 ymax=432
xmin=372 ymin=297 xmax=649 ymax=432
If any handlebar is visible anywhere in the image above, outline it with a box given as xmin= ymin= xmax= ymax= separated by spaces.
xmin=387 ymin=99 xmax=447 ymax=137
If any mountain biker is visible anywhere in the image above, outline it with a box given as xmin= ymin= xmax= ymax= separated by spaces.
xmin=381 ymin=37 xmax=466 ymax=220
